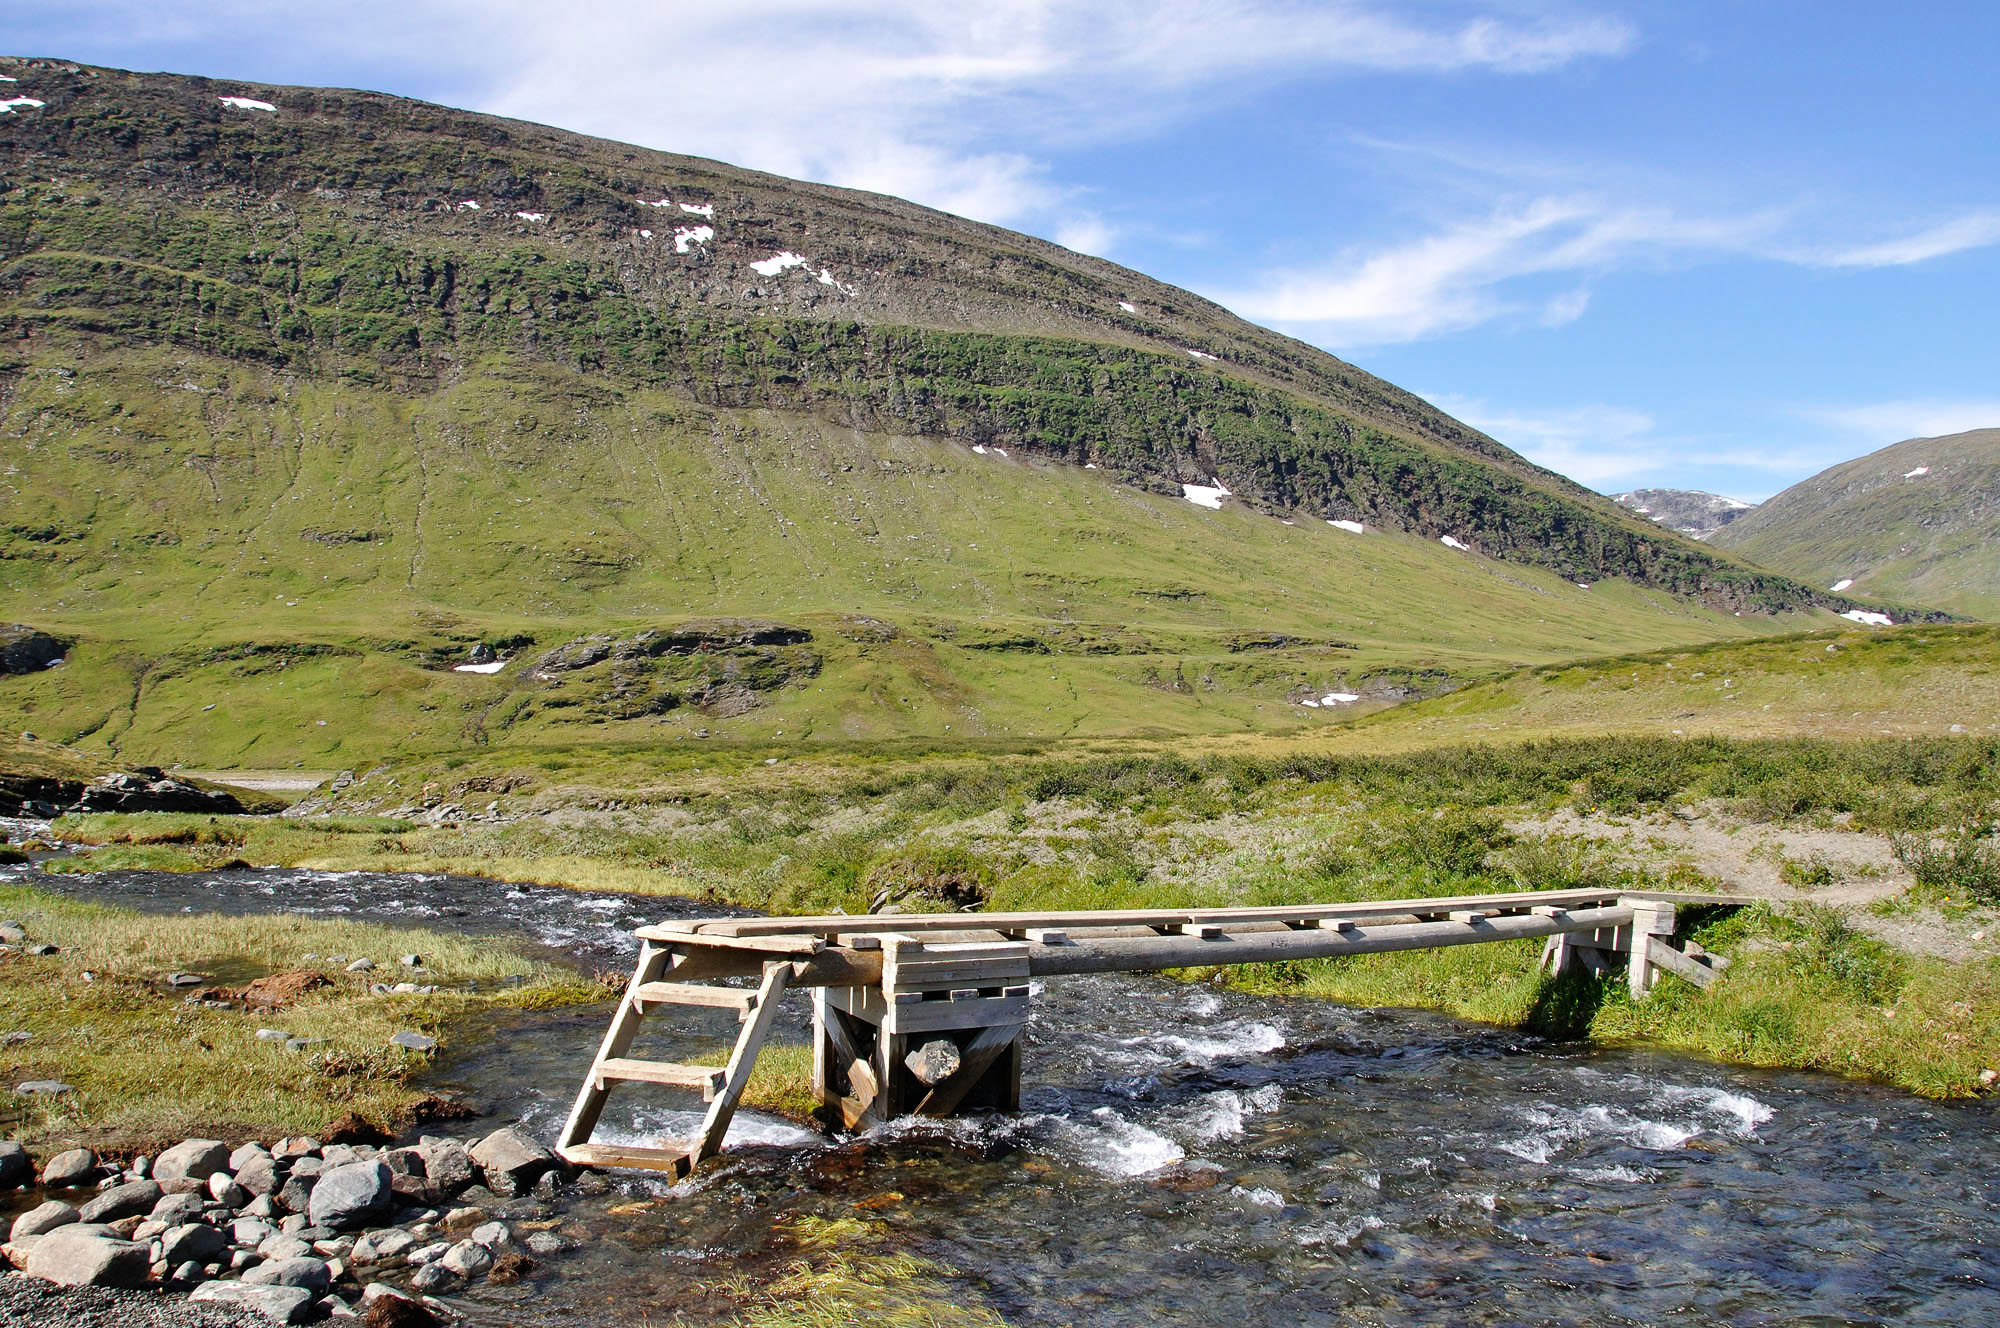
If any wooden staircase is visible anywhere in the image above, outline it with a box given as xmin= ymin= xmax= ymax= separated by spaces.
xmin=556 ymin=936 xmax=792 ymax=1177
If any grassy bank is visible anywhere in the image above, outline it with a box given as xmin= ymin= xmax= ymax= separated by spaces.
xmin=0 ymin=883 xmax=604 ymax=1149
xmin=29 ymin=728 xmax=2000 ymax=1102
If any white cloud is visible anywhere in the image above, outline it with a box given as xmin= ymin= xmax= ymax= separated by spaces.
xmin=1221 ymin=197 xmax=1775 ymax=346
xmin=1053 ymin=214 xmax=1119 ymax=257
xmin=1426 ymin=394 xmax=1668 ymax=487
xmin=1805 ymin=399 xmax=2000 ymax=444
xmin=440 ymin=1 xmax=1634 ymax=228
xmin=1818 ymin=213 xmax=2000 ymax=268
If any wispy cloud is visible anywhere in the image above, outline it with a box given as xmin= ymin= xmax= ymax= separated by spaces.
xmin=1222 ymin=197 xmax=1777 ymax=346
xmin=445 ymin=0 xmax=1635 ymax=229
xmin=1424 ymin=393 xmax=1669 ymax=487
xmin=1805 ymin=399 xmax=2000 ymax=443
xmin=1816 ymin=213 xmax=2000 ymax=268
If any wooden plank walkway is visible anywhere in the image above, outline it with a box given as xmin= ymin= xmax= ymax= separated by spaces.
xmin=559 ymin=887 xmax=1752 ymax=1176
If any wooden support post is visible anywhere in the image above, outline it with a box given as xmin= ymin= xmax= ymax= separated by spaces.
xmin=1623 ymin=897 xmax=1675 ymax=1000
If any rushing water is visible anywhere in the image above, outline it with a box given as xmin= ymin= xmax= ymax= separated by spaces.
xmin=10 ymin=858 xmax=1999 ymax=1326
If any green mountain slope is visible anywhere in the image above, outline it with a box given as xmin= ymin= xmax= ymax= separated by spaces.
xmin=1713 ymin=429 xmax=2000 ymax=619
xmin=0 ymin=58 xmax=1893 ymax=766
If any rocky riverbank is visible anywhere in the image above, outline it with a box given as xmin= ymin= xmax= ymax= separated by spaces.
xmin=0 ymin=1127 xmax=581 ymax=1324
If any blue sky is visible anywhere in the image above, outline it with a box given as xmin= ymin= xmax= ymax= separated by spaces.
xmin=13 ymin=1 xmax=1998 ymax=500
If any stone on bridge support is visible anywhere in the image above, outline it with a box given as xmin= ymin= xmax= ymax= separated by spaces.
xmin=812 ymin=937 xmax=1029 ymax=1127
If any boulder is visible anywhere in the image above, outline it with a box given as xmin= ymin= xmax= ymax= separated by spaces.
xmin=148 ymin=1191 xmax=207 ymax=1227
xmin=258 ymin=1233 xmax=312 ymax=1262
xmin=160 ymin=1221 xmax=228 ymax=1266
xmin=233 ymin=1216 xmax=278 ymax=1248
xmin=76 ymin=1179 xmax=162 ymax=1224
xmin=242 ymin=1254 xmax=333 ymax=1295
xmin=468 ymin=1128 xmax=557 ymax=1198
xmin=154 ymin=1138 xmax=231 ymax=1183
xmin=235 ymin=1153 xmax=283 ymax=1196
xmin=439 ymin=1238 xmax=492 ymax=1279
xmin=210 ymin=1173 xmax=249 ymax=1207
xmin=470 ymin=1220 xmax=511 ymax=1249
xmin=11 ymin=1200 xmax=78 ymax=1240
xmin=23 ymin=1229 xmax=151 ymax=1288
xmin=190 ymin=1280 xmax=316 ymax=1324
xmin=307 ymin=1161 xmax=394 ymax=1231
xmin=275 ymin=1177 xmax=314 ymax=1213
xmin=0 ymin=1140 xmax=32 ymax=1188
xmin=416 ymin=1138 xmax=475 ymax=1196
xmin=0 ymin=625 xmax=67 ymax=675
xmin=230 ymin=1142 xmax=271 ymax=1171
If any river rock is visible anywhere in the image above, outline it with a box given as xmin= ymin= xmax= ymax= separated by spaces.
xmin=523 ymin=1230 xmax=573 ymax=1256
xmin=273 ymin=1137 xmax=323 ymax=1160
xmin=404 ymin=1240 xmax=449 ymax=1266
xmin=389 ymin=1031 xmax=436 ymax=1053
xmin=275 ymin=1176 xmax=314 ymax=1213
xmin=259 ymin=1232 xmax=312 ymax=1261
xmin=406 ymin=1261 xmax=460 ymax=1294
xmin=417 ymin=1138 xmax=474 ymax=1195
xmin=0 ymin=1140 xmax=32 ymax=1189
xmin=15 ymin=1080 xmax=72 ymax=1096
xmin=231 ymin=1142 xmax=271 ymax=1170
xmin=161 ymin=1221 xmax=228 ymax=1266
xmin=210 ymin=1172 xmax=249 ymax=1207
xmin=11 ymin=1200 xmax=79 ymax=1240
xmin=470 ymin=1220 xmax=510 ymax=1248
xmin=236 ymin=1153 xmax=283 ymax=1196
xmin=469 ymin=1128 xmax=557 ymax=1197
xmin=191 ymin=1280 xmax=316 ymax=1324
xmin=439 ymin=1237 xmax=492 ymax=1279
xmin=288 ymin=1157 xmax=325 ymax=1181
xmin=242 ymin=1254 xmax=333 ymax=1294
xmin=76 ymin=1180 xmax=162 ymax=1224
xmin=233 ymin=1216 xmax=278 ymax=1247
xmin=350 ymin=1225 xmax=418 ymax=1264
xmin=346 ymin=958 xmax=375 ymax=973
xmin=149 ymin=1191 xmax=207 ymax=1227
xmin=23 ymin=1229 xmax=151 ymax=1287
xmin=38 ymin=1147 xmax=96 ymax=1188
xmin=308 ymin=1161 xmax=394 ymax=1231
xmin=155 ymin=1138 xmax=231 ymax=1183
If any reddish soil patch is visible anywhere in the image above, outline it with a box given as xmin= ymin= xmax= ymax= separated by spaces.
xmin=216 ymin=969 xmax=333 ymax=1010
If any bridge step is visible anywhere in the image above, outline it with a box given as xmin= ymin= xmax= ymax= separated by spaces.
xmin=594 ymin=1058 xmax=726 ymax=1094
xmin=634 ymin=981 xmax=761 ymax=1013
xmin=557 ymin=1142 xmax=692 ymax=1176
xmin=559 ymin=950 xmax=793 ymax=1177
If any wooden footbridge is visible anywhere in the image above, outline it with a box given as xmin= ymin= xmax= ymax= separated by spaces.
xmin=557 ymin=887 xmax=1745 ymax=1176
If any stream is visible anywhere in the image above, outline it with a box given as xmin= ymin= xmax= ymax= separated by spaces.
xmin=6 ymin=858 xmax=1998 ymax=1326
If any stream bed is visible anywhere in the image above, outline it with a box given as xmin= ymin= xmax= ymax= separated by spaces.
xmin=10 ymin=860 xmax=1999 ymax=1326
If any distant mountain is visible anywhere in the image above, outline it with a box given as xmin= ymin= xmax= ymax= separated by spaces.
xmin=0 ymin=59 xmax=1893 ymax=765
xmin=1711 ymin=429 xmax=2000 ymax=619
xmin=1612 ymin=490 xmax=1757 ymax=541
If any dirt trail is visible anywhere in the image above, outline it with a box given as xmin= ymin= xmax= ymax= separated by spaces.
xmin=1515 ymin=805 xmax=1999 ymax=963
